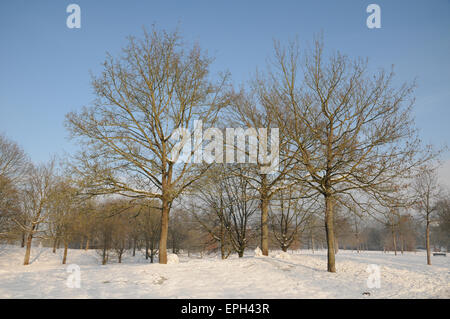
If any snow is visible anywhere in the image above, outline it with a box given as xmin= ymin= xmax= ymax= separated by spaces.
xmin=167 ymin=254 xmax=179 ymax=264
xmin=0 ymin=245 xmax=448 ymax=298
xmin=254 ymin=246 xmax=263 ymax=257
xmin=274 ymin=251 xmax=291 ymax=260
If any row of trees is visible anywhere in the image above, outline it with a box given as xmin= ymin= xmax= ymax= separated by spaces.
xmin=0 ymin=131 xmax=448 ymax=265
xmin=1 ymin=27 xmax=448 ymax=271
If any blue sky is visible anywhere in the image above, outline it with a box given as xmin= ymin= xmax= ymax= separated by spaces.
xmin=0 ymin=1 xmax=449 ymax=171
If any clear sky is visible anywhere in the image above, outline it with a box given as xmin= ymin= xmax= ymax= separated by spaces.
xmin=0 ymin=0 xmax=449 ymax=183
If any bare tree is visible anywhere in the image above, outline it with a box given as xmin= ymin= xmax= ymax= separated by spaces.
xmin=0 ymin=134 xmax=29 ymax=182
xmin=269 ymin=185 xmax=313 ymax=252
xmin=413 ymin=166 xmax=441 ymax=265
xmin=48 ymin=177 xmax=80 ymax=264
xmin=0 ymin=175 xmax=20 ymax=238
xmin=397 ymin=213 xmax=416 ymax=254
xmin=14 ymin=161 xmax=56 ymax=265
xmin=263 ymin=38 xmax=433 ymax=272
xmin=305 ymin=214 xmax=324 ymax=253
xmin=0 ymin=134 xmax=29 ymax=239
xmin=65 ymin=27 xmax=230 ymax=263
xmin=111 ymin=213 xmax=131 ymax=263
xmin=77 ymin=200 xmax=97 ymax=251
xmin=191 ymin=167 xmax=233 ymax=259
xmin=94 ymin=201 xmax=123 ymax=265
xmin=168 ymin=208 xmax=190 ymax=254
xmin=351 ymin=214 xmax=363 ymax=253
xmin=228 ymin=88 xmax=298 ymax=256
xmin=139 ymin=201 xmax=161 ymax=263
xmin=193 ymin=165 xmax=258 ymax=257
xmin=434 ymin=197 xmax=450 ymax=251
xmin=221 ymin=166 xmax=259 ymax=257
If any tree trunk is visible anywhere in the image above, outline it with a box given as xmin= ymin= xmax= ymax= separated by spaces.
xmin=334 ymin=235 xmax=339 ymax=254
xmin=102 ymin=247 xmax=107 ymax=265
xmin=356 ymin=233 xmax=360 ymax=253
xmin=132 ymin=237 xmax=136 ymax=257
xmin=23 ymin=232 xmax=33 ymax=265
xmin=400 ymin=233 xmax=404 ymax=255
xmin=391 ymin=224 xmax=397 ymax=256
xmin=150 ymin=246 xmax=154 ymax=263
xmin=21 ymin=232 xmax=26 ymax=248
xmin=260 ymin=177 xmax=269 ymax=256
xmin=62 ymin=241 xmax=68 ymax=264
xmin=426 ymin=215 xmax=431 ymax=265
xmin=324 ymin=194 xmax=336 ymax=272
xmin=85 ymin=237 xmax=90 ymax=250
xmin=220 ymin=219 xmax=226 ymax=259
xmin=52 ymin=238 xmax=57 ymax=253
xmin=158 ymin=197 xmax=170 ymax=264
xmin=260 ymin=197 xmax=269 ymax=256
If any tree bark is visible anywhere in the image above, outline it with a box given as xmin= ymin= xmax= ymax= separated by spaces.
xmin=159 ymin=197 xmax=170 ymax=264
xmin=334 ymin=235 xmax=339 ymax=254
xmin=23 ymin=222 xmax=37 ymax=266
xmin=220 ymin=218 xmax=226 ymax=259
xmin=150 ymin=244 xmax=155 ymax=263
xmin=62 ymin=241 xmax=68 ymax=264
xmin=426 ymin=215 xmax=431 ymax=265
xmin=391 ymin=223 xmax=397 ymax=256
xmin=52 ymin=238 xmax=57 ymax=253
xmin=400 ymin=233 xmax=404 ymax=255
xmin=324 ymin=194 xmax=336 ymax=272
xmin=102 ymin=246 xmax=107 ymax=265
xmin=23 ymin=232 xmax=33 ymax=265
xmin=260 ymin=176 xmax=269 ymax=256
xmin=260 ymin=196 xmax=269 ymax=256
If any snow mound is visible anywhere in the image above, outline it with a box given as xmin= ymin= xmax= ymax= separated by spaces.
xmin=254 ymin=247 xmax=263 ymax=257
xmin=167 ymin=254 xmax=179 ymax=264
xmin=274 ymin=251 xmax=291 ymax=260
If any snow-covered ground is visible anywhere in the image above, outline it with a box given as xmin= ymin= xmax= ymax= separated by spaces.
xmin=0 ymin=245 xmax=448 ymax=298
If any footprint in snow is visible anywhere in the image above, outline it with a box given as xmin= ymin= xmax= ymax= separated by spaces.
xmin=153 ymin=276 xmax=167 ymax=285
